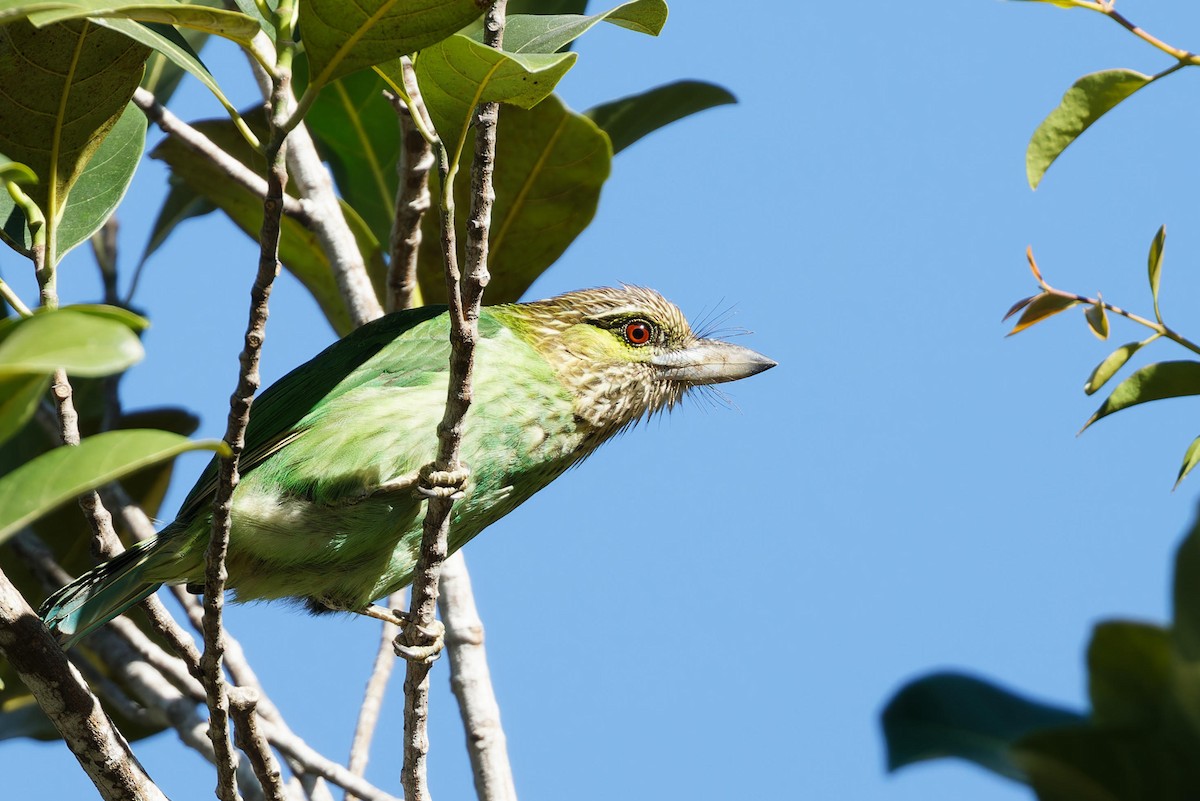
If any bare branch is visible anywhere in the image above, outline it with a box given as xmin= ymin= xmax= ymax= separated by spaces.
xmin=386 ymin=92 xmax=434 ymax=313
xmin=0 ymin=568 xmax=167 ymax=801
xmin=401 ymin=4 xmax=507 ymax=800
xmin=346 ymin=591 xmax=403 ymax=801
xmin=231 ymin=689 xmax=288 ymax=801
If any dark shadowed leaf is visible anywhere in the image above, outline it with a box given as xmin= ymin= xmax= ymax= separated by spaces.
xmin=1083 ymin=361 xmax=1200 ymax=431
xmin=0 ymin=307 xmax=144 ymax=378
xmin=0 ymin=430 xmax=228 ymax=543
xmin=1003 ymin=294 xmax=1037 ymax=321
xmin=1175 ymin=436 xmax=1200 ymax=490
xmin=881 ymin=671 xmax=1083 ymax=780
xmin=1148 ymin=225 xmax=1166 ymax=323
xmin=586 ymin=80 xmax=736 ymax=155
xmin=1084 ymin=340 xmax=1149 ymax=396
xmin=0 ymin=21 xmax=149 ymax=260
xmin=1017 ymin=727 xmax=1200 ymax=801
xmin=1027 ymin=69 xmax=1152 ymax=189
xmin=1172 ymin=513 xmax=1200 ymax=661
xmin=1006 ymin=292 xmax=1078 ymax=335
xmin=416 ymin=94 xmax=611 ymax=303
xmin=302 ymin=0 xmax=481 ymax=89
xmin=1087 ymin=621 xmax=1171 ymax=730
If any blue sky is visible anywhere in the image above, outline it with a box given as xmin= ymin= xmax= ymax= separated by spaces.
xmin=9 ymin=2 xmax=1200 ymax=799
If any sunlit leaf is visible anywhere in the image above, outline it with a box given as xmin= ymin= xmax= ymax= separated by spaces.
xmin=23 ymin=0 xmax=259 ymax=45
xmin=1148 ymin=224 xmax=1166 ymax=324
xmin=498 ymin=0 xmax=667 ymax=53
xmin=302 ymin=0 xmax=481 ymax=89
xmin=0 ymin=307 xmax=145 ymax=378
xmin=882 ymin=671 xmax=1083 ymax=780
xmin=1083 ymin=361 xmax=1200 ymax=431
xmin=416 ymin=94 xmax=611 ymax=303
xmin=1027 ymin=69 xmax=1152 ymax=189
xmin=1084 ymin=340 xmax=1146 ymax=396
xmin=138 ymin=20 xmax=207 ymax=104
xmin=0 ymin=429 xmax=229 ymax=543
xmin=405 ymin=34 xmax=576 ymax=168
xmin=1175 ymin=436 xmax=1200 ymax=490
xmin=1006 ymin=292 xmax=1077 ymax=335
xmin=585 ymin=80 xmax=736 ymax=155
xmin=1084 ymin=298 xmax=1108 ymax=340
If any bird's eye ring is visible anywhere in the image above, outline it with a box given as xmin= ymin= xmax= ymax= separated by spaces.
xmin=623 ymin=320 xmax=653 ymax=346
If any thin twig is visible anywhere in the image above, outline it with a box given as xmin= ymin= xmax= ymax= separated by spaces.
xmin=400 ymin=4 xmax=506 ymax=800
xmin=438 ymin=552 xmax=516 ymax=801
xmin=262 ymin=720 xmax=404 ymax=801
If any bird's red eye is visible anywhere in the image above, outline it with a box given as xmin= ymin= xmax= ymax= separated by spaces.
xmin=624 ymin=320 xmax=653 ymax=346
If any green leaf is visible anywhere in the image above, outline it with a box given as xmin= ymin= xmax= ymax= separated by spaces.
xmin=150 ymin=115 xmax=386 ymax=334
xmin=22 ymin=0 xmax=260 ymax=45
xmin=0 ymin=429 xmax=228 ymax=544
xmin=0 ymin=374 xmax=50 ymax=447
xmin=139 ymin=21 xmax=207 ymax=103
xmin=1084 ymin=298 xmax=1109 ymax=340
xmin=1016 ymin=726 xmax=1200 ymax=801
xmin=881 ymin=671 xmax=1083 ymax=780
xmin=0 ymin=307 xmax=144 ymax=378
xmin=1084 ymin=340 xmax=1147 ymax=396
xmin=1087 ymin=621 xmax=1172 ymax=730
xmin=1006 ymin=292 xmax=1078 ymax=335
xmin=1175 ymin=435 xmax=1200 ymax=490
xmin=585 ymin=80 xmax=736 ymax=155
xmin=1083 ymin=361 xmax=1200 ymax=431
xmin=306 ymin=69 xmax=403 ymax=246
xmin=0 ymin=21 xmax=149 ymax=260
xmin=406 ymin=34 xmax=576 ymax=169
xmin=302 ymin=0 xmax=482 ymax=90
xmin=1027 ymin=69 xmax=1152 ymax=190
xmin=1148 ymin=224 xmax=1166 ymax=324
xmin=416 ymin=93 xmax=611 ymax=304
xmin=500 ymin=0 xmax=668 ymax=53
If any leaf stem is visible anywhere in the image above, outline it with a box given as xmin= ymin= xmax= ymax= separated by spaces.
xmin=0 ymin=278 xmax=32 ymax=316
xmin=1042 ymin=285 xmax=1200 ymax=357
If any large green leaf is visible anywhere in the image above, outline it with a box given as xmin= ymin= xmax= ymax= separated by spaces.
xmin=417 ymin=94 xmax=611 ymax=304
xmin=1083 ymin=361 xmax=1200 ymax=431
xmin=1027 ymin=69 xmax=1152 ymax=190
xmin=150 ymin=115 xmax=387 ymax=334
xmin=139 ymin=21 xmax=208 ymax=103
xmin=586 ymin=80 xmax=736 ymax=155
xmin=498 ymin=0 xmax=667 ymax=53
xmin=0 ymin=429 xmax=227 ymax=543
xmin=306 ymin=69 xmax=403 ymax=246
xmin=0 ymin=20 xmax=149 ymax=262
xmin=21 ymin=0 xmax=259 ymax=45
xmin=0 ymin=306 xmax=145 ymax=378
xmin=301 ymin=0 xmax=481 ymax=89
xmin=406 ymin=34 xmax=575 ymax=168
xmin=0 ymin=374 xmax=50 ymax=447
xmin=882 ymin=671 xmax=1083 ymax=780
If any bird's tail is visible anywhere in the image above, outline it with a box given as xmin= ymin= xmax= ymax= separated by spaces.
xmin=39 ymin=538 xmax=165 ymax=648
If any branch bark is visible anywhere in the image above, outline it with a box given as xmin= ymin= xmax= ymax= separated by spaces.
xmin=0 ymin=568 xmax=167 ymax=801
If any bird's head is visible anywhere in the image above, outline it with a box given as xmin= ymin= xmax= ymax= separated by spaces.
xmin=500 ymin=287 xmax=776 ymax=440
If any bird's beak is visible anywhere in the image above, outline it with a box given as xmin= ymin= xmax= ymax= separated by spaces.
xmin=651 ymin=339 xmax=777 ymax=385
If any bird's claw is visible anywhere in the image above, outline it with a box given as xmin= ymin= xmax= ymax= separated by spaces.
xmin=415 ymin=465 xmax=470 ymax=500
xmin=394 ymin=619 xmax=445 ymax=664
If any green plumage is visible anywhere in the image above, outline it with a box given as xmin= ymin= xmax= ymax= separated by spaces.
xmin=41 ymin=288 xmax=774 ymax=646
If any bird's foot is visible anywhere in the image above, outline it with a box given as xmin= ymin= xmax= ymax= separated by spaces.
xmin=357 ymin=603 xmax=409 ymax=625
xmin=393 ymin=618 xmax=445 ymax=665
xmin=415 ymin=464 xmax=470 ymax=501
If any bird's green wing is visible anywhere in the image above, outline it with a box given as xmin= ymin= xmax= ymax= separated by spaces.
xmin=174 ymin=305 xmax=447 ymax=522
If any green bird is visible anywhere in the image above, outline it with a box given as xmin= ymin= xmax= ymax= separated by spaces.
xmin=41 ymin=287 xmax=774 ymax=646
